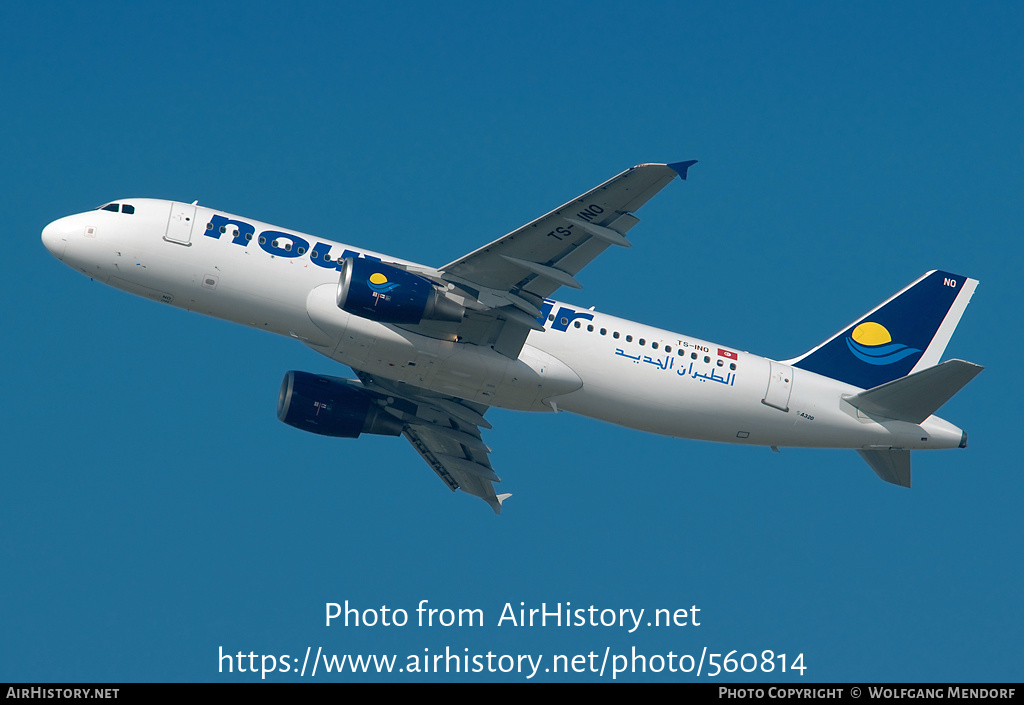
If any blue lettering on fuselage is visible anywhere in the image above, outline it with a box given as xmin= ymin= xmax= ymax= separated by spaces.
xmin=309 ymin=242 xmax=343 ymax=270
xmin=537 ymin=299 xmax=594 ymax=332
xmin=259 ymin=230 xmax=308 ymax=258
xmin=205 ymin=215 xmax=591 ymax=334
xmin=552 ymin=306 xmax=594 ymax=331
xmin=206 ymin=215 xmax=255 ymax=245
xmin=205 ymin=213 xmax=380 ymax=268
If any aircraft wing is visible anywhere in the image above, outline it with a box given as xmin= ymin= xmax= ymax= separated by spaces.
xmin=401 ymin=161 xmax=695 ymax=358
xmin=440 ymin=161 xmax=696 ymax=297
xmin=356 ymin=372 xmax=510 ymax=513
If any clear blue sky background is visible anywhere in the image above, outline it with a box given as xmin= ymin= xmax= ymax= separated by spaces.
xmin=3 ymin=1 xmax=1021 ymax=683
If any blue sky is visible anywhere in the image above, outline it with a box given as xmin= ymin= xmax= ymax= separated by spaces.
xmin=3 ymin=1 xmax=1021 ymax=682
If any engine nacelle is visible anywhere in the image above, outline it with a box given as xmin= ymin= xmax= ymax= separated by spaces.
xmin=336 ymin=258 xmax=464 ymax=324
xmin=277 ymin=371 xmax=403 ymax=438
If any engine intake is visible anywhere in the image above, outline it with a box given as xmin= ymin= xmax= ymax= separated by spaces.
xmin=277 ymin=371 xmax=403 ymax=438
xmin=336 ymin=258 xmax=464 ymax=324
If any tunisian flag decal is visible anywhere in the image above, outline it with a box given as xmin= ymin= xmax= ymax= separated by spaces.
xmin=718 ymin=348 xmax=738 ymax=360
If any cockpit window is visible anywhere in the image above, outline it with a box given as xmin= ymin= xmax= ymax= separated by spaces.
xmin=96 ymin=203 xmax=135 ymax=214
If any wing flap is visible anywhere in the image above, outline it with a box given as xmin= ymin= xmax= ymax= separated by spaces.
xmin=403 ymin=424 xmax=508 ymax=513
xmin=356 ymin=372 xmax=509 ymax=513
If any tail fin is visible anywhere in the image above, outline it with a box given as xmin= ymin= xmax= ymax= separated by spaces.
xmin=788 ymin=271 xmax=978 ymax=389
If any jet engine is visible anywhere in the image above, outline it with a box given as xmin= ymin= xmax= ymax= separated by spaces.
xmin=336 ymin=258 xmax=464 ymax=324
xmin=277 ymin=371 xmax=403 ymax=438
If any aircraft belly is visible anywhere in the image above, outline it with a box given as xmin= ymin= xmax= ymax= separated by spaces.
xmin=556 ymin=372 xmax=759 ymax=442
xmin=554 ymin=347 xmax=933 ymax=450
xmin=303 ymin=293 xmax=580 ymax=410
xmin=497 ymin=346 xmax=583 ymax=411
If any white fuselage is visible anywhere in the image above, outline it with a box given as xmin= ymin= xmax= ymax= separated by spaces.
xmin=41 ymin=198 xmax=965 ymax=452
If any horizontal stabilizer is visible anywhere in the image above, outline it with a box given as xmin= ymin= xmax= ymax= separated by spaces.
xmin=857 ymin=449 xmax=912 ymax=487
xmin=846 ymin=359 xmax=983 ymax=423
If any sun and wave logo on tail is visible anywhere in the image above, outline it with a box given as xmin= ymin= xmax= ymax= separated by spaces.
xmin=846 ymin=322 xmax=921 ymax=365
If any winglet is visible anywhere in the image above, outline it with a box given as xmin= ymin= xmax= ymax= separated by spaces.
xmin=668 ymin=160 xmax=698 ymax=180
xmin=489 ymin=493 xmax=512 ymax=514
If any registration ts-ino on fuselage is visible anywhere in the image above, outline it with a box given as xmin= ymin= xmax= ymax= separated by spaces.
xmin=41 ymin=162 xmax=982 ymax=513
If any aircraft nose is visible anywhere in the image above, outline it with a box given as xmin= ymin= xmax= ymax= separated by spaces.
xmin=41 ymin=218 xmax=69 ymax=260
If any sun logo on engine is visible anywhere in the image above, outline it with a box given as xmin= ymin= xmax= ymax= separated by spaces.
xmin=366 ymin=271 xmax=400 ymax=306
xmin=845 ymin=322 xmax=921 ymax=366
xmin=367 ymin=272 xmax=400 ymax=294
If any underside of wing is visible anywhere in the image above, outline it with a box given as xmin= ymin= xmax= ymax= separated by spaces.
xmin=403 ymin=424 xmax=510 ymax=514
xmin=356 ymin=372 xmax=510 ymax=513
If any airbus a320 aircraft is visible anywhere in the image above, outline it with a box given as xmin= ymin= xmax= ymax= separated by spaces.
xmin=41 ymin=162 xmax=981 ymax=513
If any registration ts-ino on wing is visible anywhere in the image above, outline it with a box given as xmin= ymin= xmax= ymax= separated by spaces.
xmin=41 ymin=161 xmax=981 ymax=512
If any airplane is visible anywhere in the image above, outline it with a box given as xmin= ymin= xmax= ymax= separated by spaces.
xmin=40 ymin=161 xmax=982 ymax=513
